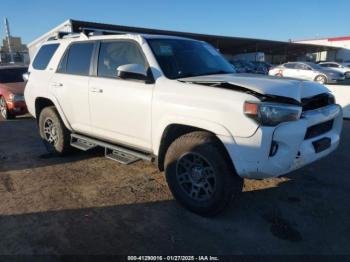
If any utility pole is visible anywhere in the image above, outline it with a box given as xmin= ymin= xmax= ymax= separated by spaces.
xmin=4 ymin=18 xmax=14 ymax=63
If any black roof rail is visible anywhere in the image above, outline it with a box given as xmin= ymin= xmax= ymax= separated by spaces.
xmin=78 ymin=26 xmax=130 ymax=36
xmin=47 ymin=31 xmax=88 ymax=41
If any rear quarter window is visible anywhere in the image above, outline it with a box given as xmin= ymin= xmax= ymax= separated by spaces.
xmin=32 ymin=44 xmax=60 ymax=70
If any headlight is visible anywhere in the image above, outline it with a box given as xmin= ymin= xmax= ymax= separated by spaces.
xmin=8 ymin=94 xmax=24 ymax=102
xmin=8 ymin=93 xmax=14 ymax=101
xmin=244 ymin=101 xmax=302 ymax=126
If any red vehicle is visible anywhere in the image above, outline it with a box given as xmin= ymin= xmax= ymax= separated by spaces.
xmin=0 ymin=65 xmax=28 ymax=120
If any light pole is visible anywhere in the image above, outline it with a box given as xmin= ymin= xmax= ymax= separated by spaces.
xmin=4 ymin=17 xmax=14 ymax=63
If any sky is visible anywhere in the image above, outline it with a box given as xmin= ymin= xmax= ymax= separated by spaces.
xmin=1 ymin=0 xmax=350 ymax=44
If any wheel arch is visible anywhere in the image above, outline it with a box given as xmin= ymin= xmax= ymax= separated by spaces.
xmin=34 ymin=97 xmax=72 ymax=130
xmin=154 ymin=119 xmax=235 ymax=172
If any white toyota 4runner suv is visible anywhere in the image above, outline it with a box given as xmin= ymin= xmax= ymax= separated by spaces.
xmin=25 ymin=33 xmax=343 ymax=216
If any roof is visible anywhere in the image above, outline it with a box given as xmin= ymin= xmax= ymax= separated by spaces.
xmin=296 ymin=36 xmax=350 ymax=43
xmin=42 ymin=33 xmax=197 ymax=47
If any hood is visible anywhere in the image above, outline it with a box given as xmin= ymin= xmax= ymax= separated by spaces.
xmin=0 ymin=82 xmax=26 ymax=95
xmin=178 ymin=73 xmax=329 ymax=102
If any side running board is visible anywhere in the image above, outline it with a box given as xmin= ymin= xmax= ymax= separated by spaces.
xmin=70 ymin=133 xmax=153 ymax=165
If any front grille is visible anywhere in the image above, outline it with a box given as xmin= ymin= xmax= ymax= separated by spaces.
xmin=305 ymin=120 xmax=334 ymax=139
xmin=301 ymin=93 xmax=335 ymax=112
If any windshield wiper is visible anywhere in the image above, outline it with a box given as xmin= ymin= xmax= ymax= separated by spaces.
xmin=202 ymin=70 xmax=233 ymax=76
xmin=176 ymin=71 xmax=233 ymax=79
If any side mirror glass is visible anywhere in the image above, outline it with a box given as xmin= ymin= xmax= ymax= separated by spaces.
xmin=116 ymin=64 xmax=148 ymax=81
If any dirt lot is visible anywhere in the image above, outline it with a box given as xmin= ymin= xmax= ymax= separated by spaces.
xmin=0 ymin=116 xmax=349 ymax=255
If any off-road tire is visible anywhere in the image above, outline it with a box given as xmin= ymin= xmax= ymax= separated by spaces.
xmin=38 ymin=106 xmax=71 ymax=155
xmin=164 ymin=131 xmax=243 ymax=216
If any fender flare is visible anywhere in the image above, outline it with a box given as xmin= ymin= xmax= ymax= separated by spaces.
xmin=35 ymin=95 xmax=73 ymax=131
xmin=152 ymin=115 xmax=234 ymax=155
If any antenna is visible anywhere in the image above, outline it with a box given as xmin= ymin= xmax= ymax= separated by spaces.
xmin=4 ymin=18 xmax=14 ymax=63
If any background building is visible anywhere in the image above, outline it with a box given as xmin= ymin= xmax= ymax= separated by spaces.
xmin=0 ymin=36 xmax=29 ymax=64
xmin=0 ymin=18 xmax=29 ymax=64
xmin=295 ymin=36 xmax=350 ymax=62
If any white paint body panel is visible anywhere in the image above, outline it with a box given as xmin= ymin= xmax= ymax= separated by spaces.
xmin=25 ymin=34 xmax=343 ymax=179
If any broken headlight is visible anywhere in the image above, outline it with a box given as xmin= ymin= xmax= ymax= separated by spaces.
xmin=244 ymin=101 xmax=302 ymax=126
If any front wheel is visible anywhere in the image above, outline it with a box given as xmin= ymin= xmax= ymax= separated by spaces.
xmin=315 ymin=75 xmax=327 ymax=84
xmin=38 ymin=106 xmax=72 ymax=155
xmin=0 ymin=96 xmax=14 ymax=120
xmin=164 ymin=131 xmax=243 ymax=216
xmin=345 ymin=72 xmax=350 ymax=79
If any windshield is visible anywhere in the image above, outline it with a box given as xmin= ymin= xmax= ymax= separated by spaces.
xmin=0 ymin=67 xmax=27 ymax=83
xmin=148 ymin=39 xmax=235 ymax=79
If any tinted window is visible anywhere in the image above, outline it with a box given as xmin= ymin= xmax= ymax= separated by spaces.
xmin=32 ymin=44 xmax=59 ymax=70
xmin=0 ymin=67 xmax=28 ymax=83
xmin=148 ymin=39 xmax=234 ymax=79
xmin=64 ymin=42 xmax=94 ymax=76
xmin=98 ymin=41 xmax=146 ymax=78
xmin=284 ymin=63 xmax=296 ymax=69
xmin=296 ymin=63 xmax=310 ymax=70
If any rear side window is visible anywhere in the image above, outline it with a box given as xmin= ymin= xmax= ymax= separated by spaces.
xmin=97 ymin=41 xmax=146 ymax=78
xmin=284 ymin=63 xmax=296 ymax=69
xmin=32 ymin=44 xmax=59 ymax=70
xmin=296 ymin=63 xmax=311 ymax=70
xmin=58 ymin=42 xmax=94 ymax=76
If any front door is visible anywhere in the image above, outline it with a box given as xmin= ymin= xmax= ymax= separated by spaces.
xmin=88 ymin=40 xmax=153 ymax=150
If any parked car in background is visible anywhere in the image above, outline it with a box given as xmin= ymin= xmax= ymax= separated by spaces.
xmin=229 ymin=60 xmax=256 ymax=73
xmin=0 ymin=65 xmax=28 ymax=120
xmin=269 ymin=62 xmax=345 ymax=84
xmin=340 ymin=62 xmax=350 ymax=68
xmin=318 ymin=62 xmax=350 ymax=78
xmin=25 ymin=33 xmax=342 ymax=216
xmin=251 ymin=61 xmax=273 ymax=75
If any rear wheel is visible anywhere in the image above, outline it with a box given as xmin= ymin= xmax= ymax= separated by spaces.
xmin=315 ymin=75 xmax=327 ymax=84
xmin=345 ymin=72 xmax=350 ymax=79
xmin=39 ymin=106 xmax=72 ymax=155
xmin=164 ymin=131 xmax=243 ymax=216
xmin=0 ymin=96 xmax=14 ymax=120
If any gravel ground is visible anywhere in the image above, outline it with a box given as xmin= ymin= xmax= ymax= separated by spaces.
xmin=0 ymin=116 xmax=349 ymax=255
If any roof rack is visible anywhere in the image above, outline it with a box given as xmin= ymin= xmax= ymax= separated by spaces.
xmin=47 ymin=31 xmax=88 ymax=41
xmin=78 ymin=26 xmax=132 ymax=36
xmin=46 ymin=26 xmax=130 ymax=42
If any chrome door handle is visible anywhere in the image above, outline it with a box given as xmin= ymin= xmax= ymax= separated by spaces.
xmin=91 ymin=87 xmax=103 ymax=93
xmin=51 ymin=82 xmax=63 ymax=87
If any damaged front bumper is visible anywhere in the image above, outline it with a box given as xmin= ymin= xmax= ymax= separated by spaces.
xmin=220 ymin=104 xmax=343 ymax=179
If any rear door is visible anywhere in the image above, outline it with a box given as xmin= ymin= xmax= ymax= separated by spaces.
xmin=282 ymin=63 xmax=299 ymax=78
xmin=295 ymin=63 xmax=312 ymax=80
xmin=50 ymin=41 xmax=95 ymax=134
